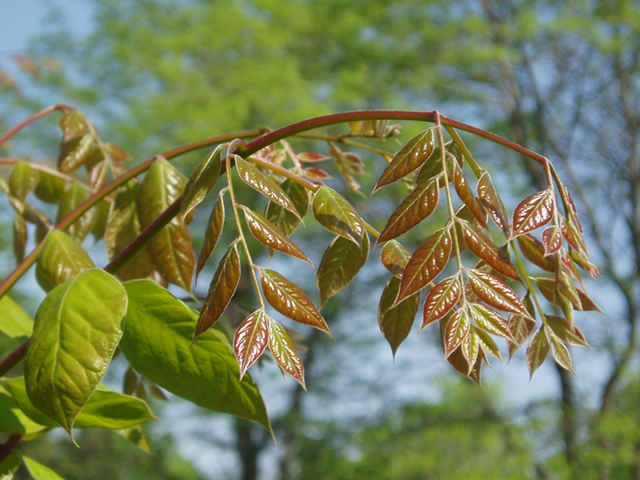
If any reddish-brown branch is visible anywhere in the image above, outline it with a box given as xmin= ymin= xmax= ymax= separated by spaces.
xmin=0 ymin=104 xmax=73 ymax=149
xmin=0 ymin=340 xmax=29 ymax=377
xmin=0 ymin=434 xmax=22 ymax=465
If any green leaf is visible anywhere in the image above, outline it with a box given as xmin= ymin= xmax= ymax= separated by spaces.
xmin=374 ymin=129 xmax=435 ymax=191
xmin=35 ymin=230 xmax=95 ymax=293
xmin=516 ymin=234 xmax=557 ymax=272
xmin=120 ymin=280 xmax=271 ymax=432
xmin=24 ymin=269 xmax=127 ymax=439
xmin=22 ymin=455 xmax=66 ymax=480
xmin=444 ymin=308 xmax=470 ymax=358
xmin=549 ymin=332 xmax=574 ymax=373
xmin=477 ymin=171 xmax=510 ymax=236
xmin=0 ymin=295 xmax=33 ymax=341
xmin=180 ymin=146 xmax=222 ymax=224
xmin=533 ymin=277 xmax=602 ymax=313
xmin=233 ymin=309 xmax=269 ymax=380
xmin=317 ymin=232 xmax=369 ymax=306
xmin=0 ymin=384 xmax=47 ymax=434
xmin=235 ymin=156 xmax=301 ymax=219
xmin=91 ymin=199 xmax=111 ymax=242
xmin=397 ymin=227 xmax=452 ymax=304
xmin=58 ymin=133 xmax=95 ymax=173
xmin=380 ymin=240 xmax=411 ymax=278
xmin=59 ymin=110 xmax=89 ymax=140
xmin=115 ymin=424 xmax=151 ymax=453
xmin=458 ymin=220 xmax=520 ymax=280
xmin=466 ymin=269 xmax=530 ymax=318
xmin=468 ymin=303 xmax=513 ymax=340
xmin=137 ymin=156 xmax=195 ymax=292
xmin=378 ymin=276 xmax=419 ymax=357
xmin=34 ymin=171 xmax=66 ymax=204
xmin=546 ymin=315 xmax=591 ymax=348
xmin=241 ymin=206 xmax=312 ymax=265
xmin=312 ymin=186 xmax=365 ymax=245
xmin=452 ymin=161 xmax=487 ymax=228
xmin=265 ymin=178 xmax=309 ymax=237
xmin=0 ymin=452 xmax=21 ymax=479
xmin=194 ymin=242 xmax=241 ymax=339
xmin=8 ymin=161 xmax=39 ymax=200
xmin=377 ymin=178 xmax=439 ymax=244
xmin=261 ymin=269 xmax=330 ymax=334
xmin=507 ymin=294 xmax=537 ymax=360
xmin=526 ymin=327 xmax=550 ymax=378
xmin=420 ymin=275 xmax=461 ymax=331
xmin=511 ymin=189 xmax=555 ymax=239
xmin=268 ymin=319 xmax=305 ymax=389
xmin=105 ymin=180 xmax=154 ymax=281
xmin=196 ymin=189 xmax=226 ymax=281
xmin=5 ymin=377 xmax=154 ymax=430
xmin=12 ymin=213 xmax=27 ymax=264
xmin=55 ymin=183 xmax=96 ymax=244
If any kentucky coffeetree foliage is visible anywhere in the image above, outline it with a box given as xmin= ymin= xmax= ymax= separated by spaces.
xmin=0 ymin=106 xmax=601 ymax=477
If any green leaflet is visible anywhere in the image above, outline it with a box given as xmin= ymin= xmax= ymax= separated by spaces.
xmin=4 ymin=377 xmax=154 ymax=431
xmin=22 ymin=455 xmax=66 ymax=480
xmin=91 ymin=199 xmax=111 ymax=242
xmin=137 ymin=156 xmax=195 ymax=292
xmin=34 ymin=170 xmax=66 ymax=204
xmin=120 ymin=280 xmax=271 ymax=433
xmin=196 ymin=189 xmax=226 ymax=280
xmin=0 ymin=452 xmax=21 ymax=479
xmin=35 ymin=230 xmax=95 ymax=293
xmin=526 ymin=327 xmax=550 ymax=378
xmin=24 ymin=269 xmax=127 ymax=439
xmin=55 ymin=183 xmax=96 ymax=243
xmin=8 ymin=161 xmax=39 ymax=200
xmin=180 ymin=146 xmax=222 ymax=224
xmin=317 ymin=232 xmax=370 ymax=306
xmin=312 ymin=186 xmax=365 ymax=245
xmin=0 ymin=384 xmax=47 ymax=435
xmin=378 ymin=276 xmax=419 ymax=357
xmin=265 ymin=178 xmax=309 ymax=237
xmin=0 ymin=295 xmax=33 ymax=340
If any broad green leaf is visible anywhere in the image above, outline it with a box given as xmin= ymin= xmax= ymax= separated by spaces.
xmin=452 ymin=161 xmax=487 ymax=228
xmin=546 ymin=315 xmax=591 ymax=348
xmin=9 ymin=161 xmax=39 ymax=200
xmin=116 ymin=424 xmax=151 ymax=453
xmin=542 ymin=225 xmax=562 ymax=256
xmin=265 ymin=178 xmax=309 ymax=237
xmin=59 ymin=109 xmax=89 ymax=140
xmin=268 ymin=319 xmax=305 ymax=389
xmin=120 ymin=280 xmax=271 ymax=432
xmin=516 ymin=234 xmax=557 ymax=272
xmin=13 ymin=213 xmax=27 ymax=263
xmin=477 ymin=171 xmax=510 ymax=236
xmin=194 ymin=242 xmax=241 ymax=339
xmin=420 ymin=275 xmax=461 ymax=331
xmin=468 ymin=303 xmax=513 ymax=340
xmin=196 ymin=190 xmax=225 ymax=281
xmin=233 ymin=310 xmax=269 ymax=380
xmin=312 ymin=186 xmax=365 ymax=245
xmin=0 ymin=295 xmax=33 ymax=340
xmin=22 ymin=455 xmax=66 ymax=480
xmin=374 ymin=129 xmax=434 ymax=191
xmin=105 ymin=180 xmax=153 ymax=281
xmin=0 ymin=385 xmax=46 ymax=434
xmin=549 ymin=332 xmax=574 ymax=373
xmin=35 ymin=230 xmax=95 ymax=293
xmin=235 ymin=156 xmax=301 ymax=219
xmin=261 ymin=269 xmax=329 ymax=334
xmin=378 ymin=276 xmax=419 ymax=357
xmin=34 ymin=170 xmax=66 ymax=204
xmin=91 ymin=199 xmax=111 ymax=242
xmin=380 ymin=240 xmax=411 ymax=278
xmin=377 ymin=178 xmax=439 ymax=244
xmin=138 ymin=156 xmax=195 ymax=292
xmin=86 ymin=157 xmax=108 ymax=190
xmin=526 ymin=327 xmax=550 ymax=378
xmin=466 ymin=269 xmax=530 ymax=318
xmin=5 ymin=377 xmax=154 ymax=430
xmin=24 ymin=269 xmax=127 ymax=439
xmin=511 ymin=189 xmax=555 ymax=239
xmin=397 ymin=227 xmax=452 ymax=304
xmin=0 ymin=452 xmax=20 ymax=479
xmin=458 ymin=220 xmax=520 ymax=280
xmin=241 ymin=207 xmax=312 ymax=265
xmin=55 ymin=183 xmax=97 ymax=243
xmin=317 ymin=232 xmax=369 ymax=306
xmin=180 ymin=146 xmax=222 ymax=224
xmin=444 ymin=308 xmax=470 ymax=358
xmin=58 ymin=133 xmax=95 ymax=173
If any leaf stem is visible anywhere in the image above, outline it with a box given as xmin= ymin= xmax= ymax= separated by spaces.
xmin=0 ymin=157 xmax=95 ymax=192
xmin=0 ymin=104 xmax=74 ymax=149
xmin=444 ymin=125 xmax=483 ymax=178
xmin=0 ymin=434 xmax=22 ymax=465
xmin=247 ymin=153 xmax=319 ymax=192
xmin=513 ymin=245 xmax=547 ymax=326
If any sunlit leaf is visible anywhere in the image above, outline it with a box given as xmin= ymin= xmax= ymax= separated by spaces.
xmin=24 ymin=269 xmax=127 ymax=439
xmin=265 ymin=179 xmax=309 ymax=237
xmin=420 ymin=275 xmax=461 ymax=331
xmin=58 ymin=133 xmax=95 ymax=173
xmin=56 ymin=183 xmax=96 ymax=244
xmin=511 ymin=189 xmax=554 ymax=238
xmin=380 ymin=240 xmax=411 ymax=278
xmin=542 ymin=225 xmax=562 ymax=256
xmin=121 ymin=280 xmax=271 ymax=432
xmin=546 ymin=315 xmax=590 ymax=348
xmin=533 ymin=277 xmax=602 ymax=313
xmin=91 ymin=199 xmax=111 ymax=242
xmin=35 ymin=230 xmax=95 ymax=293
xmin=13 ymin=213 xmax=27 ymax=264
xmin=8 ymin=161 xmax=39 ymax=200
xmin=194 ymin=242 xmax=241 ymax=339
xmin=477 ymin=171 xmax=510 ymax=236
xmin=233 ymin=310 xmax=269 ymax=380
xmin=235 ymin=156 xmax=301 ymax=219
xmin=549 ymin=332 xmax=574 ymax=373
xmin=268 ymin=319 xmax=305 ymax=388
xmin=180 ymin=146 xmax=222 ymax=224
xmin=468 ymin=303 xmax=513 ymax=340
xmin=34 ymin=170 xmax=66 ymax=204
xmin=105 ymin=179 xmax=153 ymax=281
xmin=298 ymin=152 xmax=331 ymax=163
xmin=138 ymin=156 xmax=194 ymax=292
xmin=312 ymin=186 xmax=365 ymax=245
xmin=457 ymin=220 xmax=520 ymax=280
xmin=22 ymin=455 xmax=66 ymax=480
xmin=414 ymin=141 xmax=463 ymax=187
xmin=0 ymin=384 xmax=46 ymax=435
xmin=466 ymin=269 xmax=530 ymax=318
xmin=196 ymin=189 xmax=225 ymax=281
xmin=241 ymin=206 xmax=312 ymax=265
xmin=397 ymin=227 xmax=452 ymax=304
xmin=472 ymin=326 xmax=502 ymax=362
xmin=261 ymin=269 xmax=329 ymax=335
xmin=304 ymin=167 xmax=332 ymax=180
xmin=516 ymin=233 xmax=557 ymax=272
xmin=59 ymin=109 xmax=89 ymax=140
xmin=444 ymin=308 xmax=470 ymax=358
xmin=374 ymin=129 xmax=435 ymax=191
xmin=452 ymin=162 xmax=487 ymax=228
xmin=0 ymin=295 xmax=33 ymax=341
xmin=526 ymin=327 xmax=550 ymax=378
xmin=507 ymin=294 xmax=536 ymax=359
xmin=561 ymin=217 xmax=588 ymax=254
xmin=317 ymin=233 xmax=369 ymax=306
xmin=377 ymin=178 xmax=439 ymax=244
xmin=378 ymin=276 xmax=419 ymax=357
